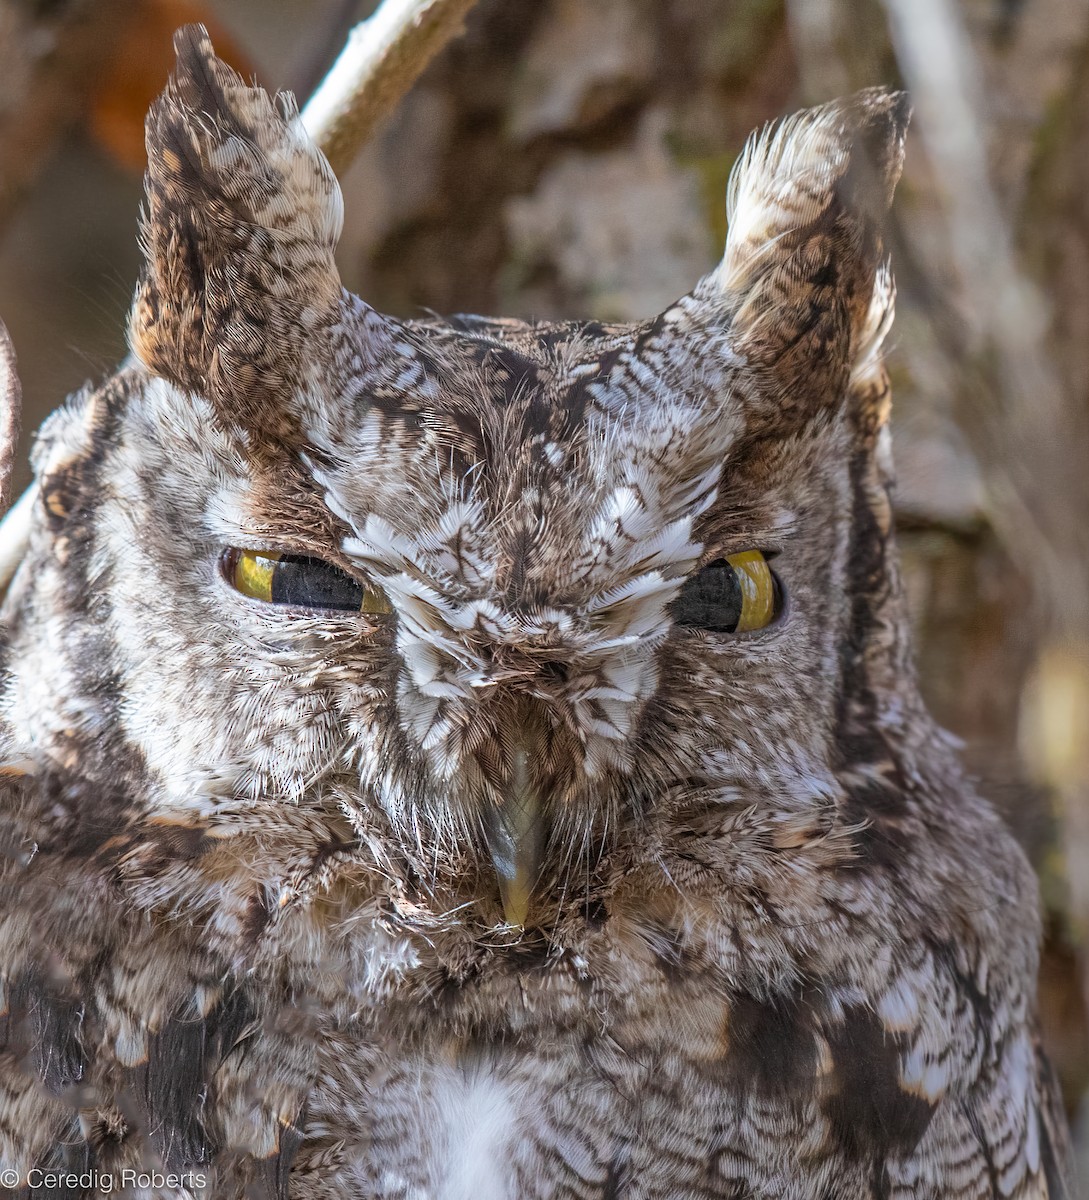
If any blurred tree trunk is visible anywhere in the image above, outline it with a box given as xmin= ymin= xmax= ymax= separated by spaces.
xmin=335 ymin=0 xmax=1089 ymax=1126
xmin=1019 ymin=28 xmax=1089 ymax=1146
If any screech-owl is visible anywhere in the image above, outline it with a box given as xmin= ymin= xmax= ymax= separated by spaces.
xmin=0 ymin=24 xmax=1074 ymax=1200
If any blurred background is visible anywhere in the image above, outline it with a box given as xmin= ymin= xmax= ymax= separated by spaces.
xmin=2 ymin=0 xmax=1088 ymax=1172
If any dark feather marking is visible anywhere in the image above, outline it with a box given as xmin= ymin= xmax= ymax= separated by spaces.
xmin=502 ymin=928 xmax=554 ymax=972
xmin=722 ymin=983 xmax=819 ymax=1097
xmin=602 ymin=1151 xmax=630 ymax=1199
xmin=550 ymin=356 xmax=602 ymax=448
xmin=822 ymin=1004 xmax=935 ymax=1158
xmin=843 ymin=779 xmax=912 ymax=869
xmin=483 ymin=344 xmax=539 ymax=413
xmin=506 ymin=523 xmax=531 ymax=602
xmin=0 ymin=969 xmax=86 ymax=1094
xmin=125 ymin=986 xmax=254 ymax=1169
xmin=1039 ymin=1104 xmax=1070 ymax=1199
xmin=701 ymin=1139 xmax=758 ymax=1200
xmin=105 ymin=821 xmax=213 ymax=884
xmin=580 ymin=897 xmax=608 ymax=928
xmin=252 ymin=1113 xmax=306 ymax=1200
xmin=1033 ymin=1037 xmax=1073 ymax=1198
xmin=927 ymin=939 xmax=994 ymax=1042
xmin=127 ymin=1017 xmax=213 ymax=1167
xmin=34 ymin=769 xmax=145 ymax=859
xmin=30 ymin=980 xmax=87 ymax=1094
xmin=29 ymin=1132 xmax=95 ymax=1200
xmin=630 ymin=310 xmax=671 ymax=360
xmin=834 ymin=446 xmax=893 ymax=759
xmin=241 ymin=886 xmax=276 ymax=946
xmin=361 ymin=388 xmax=425 ymax=429
xmin=961 ymin=1098 xmax=1001 ymax=1196
xmin=636 ymin=920 xmax=688 ymax=983
xmin=431 ymin=958 xmax=485 ymax=1010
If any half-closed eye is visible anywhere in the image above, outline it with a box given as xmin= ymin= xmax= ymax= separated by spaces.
xmin=671 ymin=550 xmax=781 ymax=634
xmin=222 ymin=549 xmax=393 ymax=614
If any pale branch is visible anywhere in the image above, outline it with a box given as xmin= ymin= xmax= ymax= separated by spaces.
xmin=0 ymin=487 xmax=34 ymax=597
xmin=0 ymin=318 xmax=20 ymax=520
xmin=0 ymin=319 xmax=29 ymax=595
xmin=880 ymin=0 xmax=1076 ymax=616
xmin=301 ymin=0 xmax=480 ymax=174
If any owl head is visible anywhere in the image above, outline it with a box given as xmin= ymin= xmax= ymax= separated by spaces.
xmin=1 ymin=28 xmax=912 ymax=931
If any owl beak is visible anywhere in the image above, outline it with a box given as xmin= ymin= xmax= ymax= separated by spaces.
xmin=482 ymin=709 xmax=551 ymax=928
xmin=485 ymin=743 xmax=545 ymax=927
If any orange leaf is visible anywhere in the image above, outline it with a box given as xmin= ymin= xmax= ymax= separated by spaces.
xmin=90 ymin=0 xmax=253 ymax=173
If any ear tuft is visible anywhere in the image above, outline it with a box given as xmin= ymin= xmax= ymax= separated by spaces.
xmin=129 ymin=25 xmax=344 ymax=430
xmin=698 ymin=89 xmax=910 ymax=407
xmin=850 ymin=259 xmax=897 ymax=439
xmin=155 ymin=26 xmax=343 ymax=250
xmin=722 ymin=90 xmax=908 ymax=290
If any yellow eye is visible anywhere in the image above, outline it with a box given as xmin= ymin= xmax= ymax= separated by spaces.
xmin=223 ymin=549 xmax=393 ymax=615
xmin=671 ymin=549 xmax=781 ymax=633
xmin=231 ymin=548 xmax=279 ymax=603
xmin=725 ymin=549 xmax=778 ymax=632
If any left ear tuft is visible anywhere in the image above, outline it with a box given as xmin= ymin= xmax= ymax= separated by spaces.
xmin=698 ymin=89 xmax=910 ymax=402
xmin=129 ymin=25 xmax=344 ymax=427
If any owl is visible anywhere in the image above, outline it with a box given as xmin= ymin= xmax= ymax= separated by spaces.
xmin=0 ymin=24 xmax=1074 ymax=1200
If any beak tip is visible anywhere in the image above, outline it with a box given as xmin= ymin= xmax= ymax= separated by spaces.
xmin=500 ymin=881 xmax=532 ymax=929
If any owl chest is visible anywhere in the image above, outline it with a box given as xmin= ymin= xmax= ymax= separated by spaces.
xmin=330 ymin=1051 xmax=529 ymax=1200
xmin=266 ymin=885 xmax=982 ymax=1196
xmin=291 ymin=962 xmax=928 ymax=1200
xmin=298 ymin=1026 xmax=887 ymax=1200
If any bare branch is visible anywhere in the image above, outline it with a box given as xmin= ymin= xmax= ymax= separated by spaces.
xmin=880 ymin=0 xmax=1079 ymax=617
xmin=302 ymin=0 xmax=480 ymax=174
xmin=0 ymin=485 xmax=34 ymax=597
xmin=0 ymin=318 xmax=29 ymax=594
xmin=0 ymin=317 xmax=20 ymax=519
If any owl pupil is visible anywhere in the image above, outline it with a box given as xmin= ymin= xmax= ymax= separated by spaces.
xmin=270 ymin=554 xmax=364 ymax=610
xmin=672 ymin=561 xmax=744 ymax=633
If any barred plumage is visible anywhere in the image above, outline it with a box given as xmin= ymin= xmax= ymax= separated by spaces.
xmin=0 ymin=25 xmax=1072 ymax=1200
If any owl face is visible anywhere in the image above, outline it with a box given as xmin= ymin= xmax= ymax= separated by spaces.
xmin=2 ymin=29 xmax=910 ymax=930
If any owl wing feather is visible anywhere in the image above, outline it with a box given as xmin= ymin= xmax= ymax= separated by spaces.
xmin=0 ymin=777 xmax=311 ymax=1199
